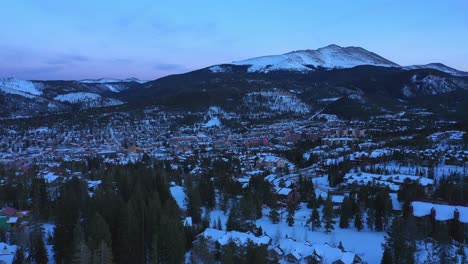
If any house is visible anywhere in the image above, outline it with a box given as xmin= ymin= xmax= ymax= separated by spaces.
xmin=192 ymin=228 xmax=271 ymax=259
xmin=0 ymin=207 xmax=26 ymax=231
xmin=267 ymin=245 xmax=284 ymax=262
xmin=276 ymin=187 xmax=300 ymax=205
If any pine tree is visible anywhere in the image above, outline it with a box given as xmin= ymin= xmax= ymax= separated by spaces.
xmin=149 ymin=232 xmax=158 ymax=264
xmin=269 ymin=207 xmax=280 ymax=224
xmin=188 ymin=186 xmax=202 ymax=224
xmin=92 ymin=240 xmax=114 ymax=264
xmin=286 ymin=205 xmax=295 ymax=227
xmin=30 ymin=230 xmax=48 ymax=264
xmin=87 ymin=212 xmax=112 ymax=252
xmin=226 ymin=202 xmax=242 ymax=231
xmin=312 ymin=208 xmax=321 ymax=231
xmin=354 ymin=207 xmax=364 ymax=231
xmin=339 ymin=196 xmax=352 ymax=228
xmin=72 ymin=241 xmax=91 ymax=264
xmin=192 ymin=235 xmax=215 ymax=264
xmin=12 ymin=247 xmax=25 ymax=264
xmin=338 ymin=241 xmax=345 ymax=252
xmin=381 ymin=246 xmax=393 ymax=264
xmin=366 ymin=208 xmax=375 ymax=231
xmin=322 ymin=196 xmax=335 ymax=233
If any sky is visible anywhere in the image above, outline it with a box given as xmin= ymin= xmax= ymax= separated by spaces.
xmin=0 ymin=0 xmax=467 ymax=80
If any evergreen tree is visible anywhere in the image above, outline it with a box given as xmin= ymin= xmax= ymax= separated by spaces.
xmin=149 ymin=233 xmax=158 ymax=264
xmin=188 ymin=186 xmax=202 ymax=224
xmin=338 ymin=241 xmax=345 ymax=252
xmin=366 ymin=208 xmax=375 ymax=231
xmin=381 ymin=246 xmax=393 ymax=264
xmin=312 ymin=208 xmax=321 ymax=231
xmin=158 ymin=203 xmax=186 ymax=264
xmin=226 ymin=202 xmax=243 ymax=231
xmin=286 ymin=205 xmax=295 ymax=227
xmin=92 ymin=240 xmax=113 ymax=264
xmin=87 ymin=212 xmax=112 ymax=252
xmin=31 ymin=178 xmax=49 ymax=221
xmin=354 ymin=207 xmax=364 ymax=231
xmin=339 ymin=196 xmax=352 ymax=228
xmin=268 ymin=207 xmax=280 ymax=224
xmin=72 ymin=241 xmax=91 ymax=264
xmin=30 ymin=229 xmax=48 ymax=264
xmin=245 ymin=242 xmax=268 ymax=264
xmin=307 ymin=208 xmax=321 ymax=231
xmin=192 ymin=236 xmax=215 ymax=264
xmin=72 ymin=223 xmax=91 ymax=264
xmin=322 ymin=197 xmax=335 ymax=233
xmin=434 ymin=223 xmax=456 ymax=264
xmin=382 ymin=216 xmax=417 ymax=264
xmin=12 ymin=247 xmax=25 ymax=264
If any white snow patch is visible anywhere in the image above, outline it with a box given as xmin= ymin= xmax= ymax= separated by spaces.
xmin=0 ymin=78 xmax=42 ymax=98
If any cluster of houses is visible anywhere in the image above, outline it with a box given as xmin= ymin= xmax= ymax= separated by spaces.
xmin=342 ymin=171 xmax=434 ymax=191
xmin=193 ymin=228 xmax=362 ymax=264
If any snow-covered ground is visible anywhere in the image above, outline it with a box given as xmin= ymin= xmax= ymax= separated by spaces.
xmin=170 ymin=185 xmax=187 ymax=210
xmin=0 ymin=242 xmax=18 ymax=263
xmin=54 ymin=92 xmax=102 ymax=103
xmin=54 ymin=92 xmax=123 ymax=107
xmin=244 ymin=90 xmax=310 ymax=114
xmin=0 ymin=78 xmax=42 ymax=98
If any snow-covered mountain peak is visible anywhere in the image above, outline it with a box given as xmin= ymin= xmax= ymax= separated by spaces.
xmin=227 ymin=45 xmax=399 ymax=73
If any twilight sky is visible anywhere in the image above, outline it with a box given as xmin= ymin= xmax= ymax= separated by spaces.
xmin=1 ymin=0 xmax=467 ymax=80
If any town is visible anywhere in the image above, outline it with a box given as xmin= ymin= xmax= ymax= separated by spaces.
xmin=0 ymin=101 xmax=466 ymax=263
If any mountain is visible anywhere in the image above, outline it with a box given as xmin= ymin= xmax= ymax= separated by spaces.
xmin=404 ymin=63 xmax=468 ymax=77
xmin=0 ymin=77 xmax=143 ymax=118
xmin=1 ymin=45 xmax=468 ymax=121
xmin=79 ymin=77 xmax=147 ymax=84
xmin=210 ymin=44 xmax=400 ymax=73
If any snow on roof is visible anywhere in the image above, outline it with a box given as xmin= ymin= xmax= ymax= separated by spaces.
xmin=340 ymin=252 xmax=357 ymax=264
xmin=412 ymin=201 xmax=468 ymax=223
xmin=331 ymin=195 xmax=345 ymax=204
xmin=6 ymin=217 xmax=18 ymax=224
xmin=369 ymin=149 xmax=392 ymax=158
xmin=343 ymin=172 xmax=433 ymax=190
xmin=87 ymin=180 xmax=102 ymax=189
xmin=272 ymin=238 xmax=313 ymax=259
xmin=203 ymin=117 xmax=221 ymax=128
xmin=314 ymin=243 xmax=344 ymax=263
xmin=43 ymin=172 xmax=59 ymax=183
xmin=276 ymin=187 xmax=292 ymax=196
xmin=201 ymin=228 xmax=270 ymax=246
xmin=183 ymin=217 xmax=192 ymax=227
